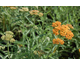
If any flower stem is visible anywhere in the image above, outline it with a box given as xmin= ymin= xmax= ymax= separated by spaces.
xmin=7 ymin=42 xmax=10 ymax=59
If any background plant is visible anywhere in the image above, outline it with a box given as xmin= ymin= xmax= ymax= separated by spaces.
xmin=0 ymin=6 xmax=80 ymax=59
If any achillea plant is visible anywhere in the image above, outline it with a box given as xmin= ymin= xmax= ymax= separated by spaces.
xmin=66 ymin=24 xmax=74 ymax=29
xmin=53 ymin=38 xmax=64 ymax=45
xmin=65 ymin=30 xmax=74 ymax=39
xmin=1 ymin=31 xmax=15 ymax=42
xmin=3 ymin=6 xmax=17 ymax=9
xmin=10 ymin=6 xmax=17 ymax=9
xmin=38 ymin=12 xmax=43 ymax=17
xmin=52 ymin=21 xmax=74 ymax=45
xmin=29 ymin=10 xmax=39 ymax=15
xmin=52 ymin=21 xmax=61 ymax=27
xmin=29 ymin=10 xmax=43 ymax=17
xmin=79 ymin=49 xmax=80 ymax=52
xmin=19 ymin=7 xmax=29 ymax=12
xmin=1 ymin=31 xmax=15 ymax=59
xmin=52 ymin=28 xmax=59 ymax=35
xmin=3 ymin=6 xmax=11 ymax=7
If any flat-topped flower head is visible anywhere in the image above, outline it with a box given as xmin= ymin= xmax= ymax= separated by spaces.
xmin=61 ymin=25 xmax=70 ymax=30
xmin=19 ymin=7 xmax=29 ymax=12
xmin=52 ymin=22 xmax=57 ymax=27
xmin=52 ymin=29 xmax=59 ymax=35
xmin=3 ymin=6 xmax=12 ymax=7
xmin=19 ymin=9 xmax=24 ymax=12
xmin=55 ymin=21 xmax=61 ymax=26
xmin=29 ymin=10 xmax=39 ymax=15
xmin=66 ymin=24 xmax=74 ymax=29
xmin=55 ymin=26 xmax=62 ymax=30
xmin=29 ymin=10 xmax=43 ymax=17
xmin=10 ymin=6 xmax=17 ymax=9
xmin=53 ymin=39 xmax=59 ymax=44
xmin=60 ymin=39 xmax=64 ymax=45
xmin=22 ymin=7 xmax=29 ymax=11
xmin=53 ymin=38 xmax=64 ymax=45
xmin=60 ymin=30 xmax=66 ymax=36
xmin=56 ymin=38 xmax=64 ymax=45
xmin=38 ymin=12 xmax=43 ymax=17
xmin=52 ymin=21 xmax=61 ymax=27
xmin=52 ymin=21 xmax=74 ymax=45
xmin=65 ymin=30 xmax=74 ymax=39
xmin=5 ymin=34 xmax=13 ymax=41
xmin=10 ymin=38 xmax=15 ymax=43
xmin=1 ymin=31 xmax=15 ymax=42
xmin=1 ymin=34 xmax=12 ymax=41
xmin=5 ymin=31 xmax=14 ymax=35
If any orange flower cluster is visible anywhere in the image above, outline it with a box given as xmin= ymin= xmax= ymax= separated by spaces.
xmin=79 ymin=49 xmax=80 ymax=53
xmin=29 ymin=10 xmax=43 ymax=17
xmin=52 ymin=21 xmax=74 ymax=45
xmin=66 ymin=24 xmax=74 ymax=29
xmin=53 ymin=38 xmax=64 ymax=45
xmin=52 ymin=21 xmax=74 ymax=40
xmin=52 ymin=21 xmax=61 ymax=27
xmin=29 ymin=10 xmax=39 ymax=15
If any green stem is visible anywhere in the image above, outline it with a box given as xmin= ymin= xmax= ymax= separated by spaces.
xmin=7 ymin=42 xmax=10 ymax=59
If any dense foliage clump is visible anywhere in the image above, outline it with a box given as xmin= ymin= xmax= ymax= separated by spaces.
xmin=0 ymin=6 xmax=80 ymax=59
